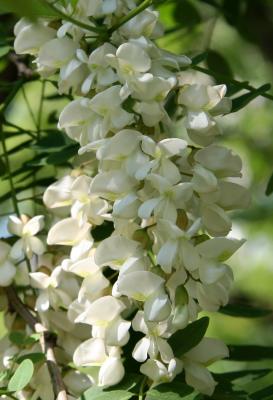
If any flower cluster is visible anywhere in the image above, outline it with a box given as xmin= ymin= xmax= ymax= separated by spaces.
xmin=0 ymin=1 xmax=250 ymax=398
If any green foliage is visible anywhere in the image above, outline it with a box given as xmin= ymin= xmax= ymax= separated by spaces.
xmin=266 ymin=173 xmax=273 ymax=196
xmin=0 ymin=0 xmax=59 ymax=18
xmin=250 ymin=384 xmax=273 ymax=400
xmin=207 ymin=50 xmax=233 ymax=79
xmin=146 ymin=381 xmax=193 ymax=399
xmin=231 ymin=84 xmax=271 ymax=112
xmin=79 ymin=387 xmax=135 ymax=400
xmin=220 ymin=303 xmax=272 ymax=318
xmin=229 ymin=345 xmax=273 ymax=361
xmin=8 ymin=359 xmax=34 ymax=392
xmin=168 ymin=317 xmax=209 ymax=356
xmin=173 ymin=0 xmax=201 ymax=28
xmin=17 ymin=352 xmax=45 ymax=364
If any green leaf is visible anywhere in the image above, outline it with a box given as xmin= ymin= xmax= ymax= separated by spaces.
xmin=231 ymin=84 xmax=271 ymax=113
xmin=17 ymin=352 xmax=45 ymax=364
xmin=8 ymin=359 xmax=34 ymax=392
xmin=0 ymin=156 xmax=7 ymax=176
xmin=220 ymin=303 xmax=272 ymax=318
xmin=0 ymin=45 xmax=11 ymax=58
xmin=46 ymin=144 xmax=79 ymax=165
xmin=191 ymin=52 xmax=208 ymax=65
xmin=207 ymin=50 xmax=233 ymax=79
xmin=0 ymin=177 xmax=55 ymax=205
xmin=250 ymin=384 xmax=273 ymax=400
xmin=173 ymin=0 xmax=201 ymax=28
xmin=229 ymin=345 xmax=273 ymax=361
xmin=168 ymin=317 xmax=209 ymax=357
xmin=266 ymin=173 xmax=273 ymax=196
xmin=79 ymin=387 xmax=134 ymax=400
xmin=0 ymin=0 xmax=59 ymax=18
xmin=0 ymin=370 xmax=8 ymax=383
xmin=5 ymin=139 xmax=34 ymax=156
xmin=9 ymin=331 xmax=26 ymax=346
xmin=110 ymin=373 xmax=142 ymax=392
xmin=214 ymin=369 xmax=271 ymax=383
xmin=146 ymin=381 xmax=193 ymax=400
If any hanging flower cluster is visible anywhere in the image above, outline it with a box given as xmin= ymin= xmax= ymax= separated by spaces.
xmin=0 ymin=1 xmax=250 ymax=398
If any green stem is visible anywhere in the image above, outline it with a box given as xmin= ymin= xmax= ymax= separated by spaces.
xmin=192 ymin=65 xmax=273 ymax=101
xmin=45 ymin=0 xmax=106 ymax=34
xmin=22 ymin=86 xmax=39 ymax=130
xmin=109 ymin=0 xmax=153 ymax=34
xmin=37 ymin=81 xmax=46 ymax=138
xmin=138 ymin=377 xmax=147 ymax=400
xmin=0 ymin=127 xmax=20 ymax=217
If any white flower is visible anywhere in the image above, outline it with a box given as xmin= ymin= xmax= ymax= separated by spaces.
xmin=37 ymin=37 xmax=78 ymax=71
xmin=0 ymin=241 xmax=16 ymax=286
xmin=178 ymin=84 xmax=231 ymax=146
xmin=118 ymin=9 xmax=163 ymax=39
xmin=155 ymin=219 xmax=201 ymax=273
xmin=140 ymin=358 xmax=182 ymax=383
xmin=78 ymin=44 xmax=117 ymax=93
xmin=29 ymin=268 xmax=74 ymax=312
xmin=107 ymin=42 xmax=151 ymax=80
xmin=75 ymin=295 xmax=125 ymax=326
xmin=8 ymin=215 xmax=45 ymax=259
xmin=139 ymin=174 xmax=193 ymax=223
xmin=59 ymin=86 xmax=134 ymax=146
xmin=183 ymin=338 xmax=229 ymax=396
xmin=14 ymin=19 xmax=56 ymax=55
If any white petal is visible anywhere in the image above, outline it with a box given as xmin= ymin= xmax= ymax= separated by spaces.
xmin=117 ymin=271 xmax=164 ymax=301
xmin=196 ymin=237 xmax=245 ymax=261
xmin=98 ymin=357 xmax=125 ymax=387
xmin=75 ymin=296 xmax=125 ymax=325
xmin=157 ymin=240 xmax=178 ymax=273
xmin=185 ymin=337 xmax=229 ymax=364
xmin=28 ymin=237 xmax=45 ymax=255
xmin=132 ymin=337 xmax=150 ymax=362
xmin=29 ymin=272 xmax=51 ymax=289
xmin=0 ymin=260 xmax=16 ymax=286
xmin=105 ymin=317 xmax=131 ymax=346
xmin=0 ymin=241 xmax=11 ymax=264
xmin=138 ymin=197 xmax=160 ymax=219
xmin=116 ymin=42 xmax=151 ymax=73
xmin=8 ymin=215 xmax=23 ymax=237
xmin=184 ymin=360 xmax=216 ymax=396
xmin=95 ymin=235 xmax=140 ymax=268
xmin=144 ymin=290 xmax=171 ymax=322
xmin=73 ymin=338 xmax=107 ymax=367
xmin=47 ymin=218 xmax=91 ymax=246
xmin=43 ymin=175 xmax=74 ymax=208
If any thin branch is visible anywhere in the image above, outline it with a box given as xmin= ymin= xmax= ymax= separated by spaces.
xmin=108 ymin=0 xmax=153 ymax=34
xmin=0 ymin=127 xmax=20 ymax=216
xmin=5 ymin=287 xmax=68 ymax=400
xmin=45 ymin=0 xmax=106 ymax=34
xmin=191 ymin=65 xmax=273 ymax=101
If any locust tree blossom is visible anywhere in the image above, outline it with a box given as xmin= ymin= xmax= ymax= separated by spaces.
xmin=0 ymin=2 xmax=251 ymax=398
xmin=8 ymin=215 xmax=45 ymax=259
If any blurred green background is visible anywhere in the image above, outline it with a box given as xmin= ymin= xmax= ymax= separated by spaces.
xmin=1 ymin=0 xmax=273 ymax=397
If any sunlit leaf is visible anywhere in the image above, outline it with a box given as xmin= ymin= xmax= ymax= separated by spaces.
xmin=146 ymin=381 xmax=193 ymax=399
xmin=8 ymin=359 xmax=34 ymax=392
